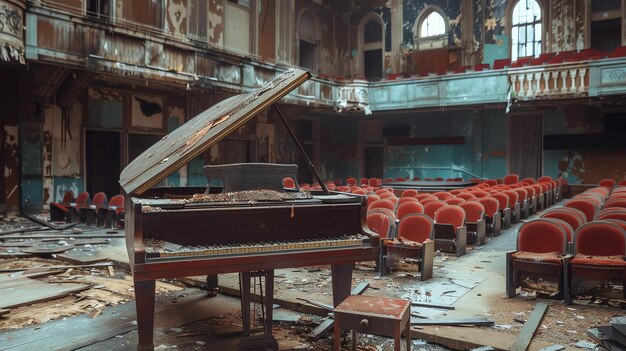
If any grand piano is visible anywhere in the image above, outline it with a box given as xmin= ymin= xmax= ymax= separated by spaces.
xmin=119 ymin=68 xmax=380 ymax=350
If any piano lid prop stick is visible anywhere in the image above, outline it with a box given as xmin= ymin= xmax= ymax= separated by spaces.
xmin=272 ymin=104 xmax=329 ymax=195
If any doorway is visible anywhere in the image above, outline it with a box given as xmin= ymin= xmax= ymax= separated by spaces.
xmin=364 ymin=146 xmax=384 ymax=179
xmin=508 ymin=114 xmax=543 ymax=179
xmin=85 ymin=130 xmax=121 ymax=198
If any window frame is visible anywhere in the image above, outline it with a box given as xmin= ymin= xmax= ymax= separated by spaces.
xmin=358 ymin=12 xmax=385 ymax=80
xmin=296 ymin=8 xmax=321 ymax=72
xmin=508 ymin=0 xmax=545 ymax=61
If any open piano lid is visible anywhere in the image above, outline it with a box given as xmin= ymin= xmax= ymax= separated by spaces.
xmin=120 ymin=68 xmax=311 ymax=196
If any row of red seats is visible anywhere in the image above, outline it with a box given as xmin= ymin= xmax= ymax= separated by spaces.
xmin=49 ymin=190 xmax=125 ymax=228
xmin=507 ymin=215 xmax=626 ymax=303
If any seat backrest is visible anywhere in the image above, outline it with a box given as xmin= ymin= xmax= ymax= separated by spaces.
xmin=513 ymin=188 xmax=528 ymax=202
xmin=596 ymin=208 xmax=626 ymax=221
xmin=61 ymin=190 xmax=75 ymax=203
xmin=521 ymin=177 xmax=536 ymax=185
xmin=282 ymin=177 xmax=296 ymax=189
xmin=401 ymin=189 xmax=418 ymax=198
xmin=503 ymin=174 xmax=519 ymax=185
xmin=605 ymin=219 xmax=626 ymax=232
xmin=456 ymin=192 xmax=477 ymax=201
xmin=619 ymin=180 xmax=626 ymax=186
xmin=367 ymin=212 xmax=393 ymax=239
xmin=424 ymin=200 xmax=447 ymax=219
xmin=537 ymin=176 xmax=553 ymax=183
xmin=369 ymin=199 xmax=396 ymax=212
xmin=491 ymin=193 xmax=509 ymax=210
xmin=346 ymin=177 xmax=358 ymax=186
xmin=477 ymin=196 xmax=500 ymax=217
xmin=603 ymin=199 xmax=626 ymax=209
xmin=352 ymin=188 xmax=367 ymax=195
xmin=573 ymin=221 xmax=626 ymax=256
xmin=541 ymin=210 xmax=585 ymax=231
xmin=360 ymin=178 xmax=369 ymax=186
xmin=434 ymin=205 xmax=466 ymax=228
xmin=483 ymin=180 xmax=498 ymax=186
xmin=599 ymin=178 xmax=616 ymax=190
xmin=92 ymin=192 xmax=108 ymax=206
xmin=460 ymin=201 xmax=485 ymax=222
xmin=375 ymin=188 xmax=393 ymax=196
xmin=543 ymin=218 xmax=574 ymax=242
xmin=503 ymin=190 xmax=519 ymax=206
xmin=367 ymin=194 xmax=380 ymax=207
xmin=444 ymin=197 xmax=465 ymax=205
xmin=75 ymin=192 xmax=91 ymax=205
xmin=471 ymin=190 xmax=490 ymax=198
xmin=397 ymin=213 xmax=434 ymax=243
xmin=398 ymin=197 xmax=419 ymax=205
xmin=108 ymin=194 xmax=125 ymax=214
xmin=416 ymin=194 xmax=438 ymax=202
xmin=468 ymin=177 xmax=482 ymax=184
xmin=432 ymin=191 xmax=452 ymax=200
xmin=564 ymin=199 xmax=600 ymax=222
xmin=396 ymin=201 xmax=425 ymax=220
xmin=517 ymin=219 xmax=567 ymax=254
xmin=337 ymin=185 xmax=351 ymax=192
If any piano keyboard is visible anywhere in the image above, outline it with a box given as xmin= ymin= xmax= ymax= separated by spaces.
xmin=144 ymin=235 xmax=370 ymax=260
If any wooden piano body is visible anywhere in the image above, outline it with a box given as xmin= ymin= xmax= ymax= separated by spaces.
xmin=120 ymin=69 xmax=379 ymax=350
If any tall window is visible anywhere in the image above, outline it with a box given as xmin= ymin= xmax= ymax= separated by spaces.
xmin=511 ymin=0 xmax=542 ymax=60
xmin=420 ymin=11 xmax=446 ymax=37
xmin=298 ymin=10 xmax=318 ymax=71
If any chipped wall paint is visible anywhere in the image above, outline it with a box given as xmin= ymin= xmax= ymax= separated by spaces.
xmin=550 ymin=0 xmax=576 ymax=52
xmin=165 ymin=0 xmax=188 ymax=37
xmin=208 ymin=0 xmax=224 ymax=45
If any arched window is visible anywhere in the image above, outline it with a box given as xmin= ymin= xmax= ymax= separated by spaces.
xmin=359 ymin=14 xmax=384 ymax=81
xmin=298 ymin=10 xmax=319 ymax=71
xmin=511 ymin=0 xmax=542 ymax=60
xmin=420 ymin=11 xmax=446 ymax=38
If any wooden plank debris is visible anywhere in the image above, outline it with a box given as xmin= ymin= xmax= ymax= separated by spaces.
xmin=411 ymin=317 xmax=494 ymax=326
xmin=26 ymin=215 xmax=77 ymax=231
xmin=0 ymin=276 xmax=90 ymax=309
xmin=0 ymin=309 xmax=9 ymax=317
xmin=510 ymin=301 xmax=549 ymax=351
xmin=411 ymin=301 xmax=456 ymax=310
xmin=0 ymin=262 xmax=114 ymax=273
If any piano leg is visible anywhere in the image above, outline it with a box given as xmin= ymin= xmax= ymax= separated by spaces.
xmin=135 ymin=279 xmax=156 ymax=351
xmin=239 ymin=270 xmax=275 ymax=336
xmin=239 ymin=272 xmax=252 ymax=336
xmin=331 ymin=264 xmax=353 ymax=307
xmin=264 ymin=270 xmax=274 ymax=335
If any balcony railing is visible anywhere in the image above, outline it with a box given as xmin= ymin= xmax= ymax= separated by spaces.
xmin=23 ymin=4 xmax=626 ymax=113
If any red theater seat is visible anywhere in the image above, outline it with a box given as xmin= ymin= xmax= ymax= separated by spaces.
xmin=507 ymin=219 xmax=569 ymax=299
xmin=433 ymin=205 xmax=467 ymax=256
xmin=384 ymin=213 xmax=435 ymax=280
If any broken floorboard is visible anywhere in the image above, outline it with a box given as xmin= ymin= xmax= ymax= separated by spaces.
xmin=511 ymin=301 xmax=549 ymax=351
xmin=0 ymin=309 xmax=9 ymax=317
xmin=411 ymin=317 xmax=494 ymax=326
xmin=54 ymin=238 xmax=130 ymax=270
xmin=0 ymin=292 xmax=249 ymax=351
xmin=410 ymin=326 xmax=578 ymax=351
xmin=0 ymin=273 xmax=90 ymax=310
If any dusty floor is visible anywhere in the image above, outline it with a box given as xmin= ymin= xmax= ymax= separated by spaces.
xmin=0 ymin=205 xmax=624 ymax=350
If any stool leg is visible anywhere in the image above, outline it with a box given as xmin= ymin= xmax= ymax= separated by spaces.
xmin=394 ymin=322 xmax=401 ymax=351
xmin=406 ymin=318 xmax=411 ymax=351
xmin=333 ymin=319 xmax=341 ymax=351
xmin=352 ymin=330 xmax=356 ymax=351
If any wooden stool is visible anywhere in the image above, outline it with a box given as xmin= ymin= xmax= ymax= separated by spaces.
xmin=333 ymin=295 xmax=411 ymax=351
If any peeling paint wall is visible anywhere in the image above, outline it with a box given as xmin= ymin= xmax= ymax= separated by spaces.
xmin=1 ymin=68 xmax=21 ymax=212
xmin=550 ymin=0 xmax=576 ymax=52
xmin=208 ymin=0 xmax=224 ymax=46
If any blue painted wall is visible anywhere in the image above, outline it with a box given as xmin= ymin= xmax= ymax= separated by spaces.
xmin=320 ymin=117 xmax=360 ymax=181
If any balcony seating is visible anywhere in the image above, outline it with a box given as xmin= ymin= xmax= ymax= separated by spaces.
xmin=510 ymin=56 xmax=534 ymax=68
xmin=506 ymin=219 xmax=569 ymax=299
xmin=385 ymin=213 xmax=435 ymax=280
xmin=473 ymin=63 xmax=490 ymax=71
xmin=567 ymin=221 xmax=626 ymax=304
xmin=433 ymin=205 xmax=467 ymax=256
xmin=493 ymin=58 xmax=511 ymax=70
